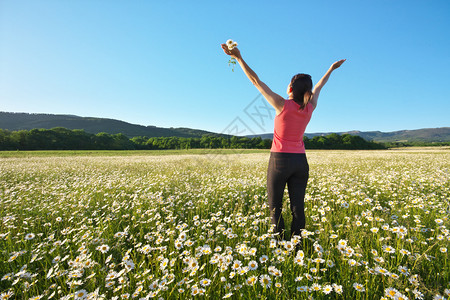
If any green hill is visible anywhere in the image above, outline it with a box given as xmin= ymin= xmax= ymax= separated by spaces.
xmin=345 ymin=128 xmax=450 ymax=143
xmin=253 ymin=128 xmax=450 ymax=143
xmin=0 ymin=112 xmax=225 ymax=138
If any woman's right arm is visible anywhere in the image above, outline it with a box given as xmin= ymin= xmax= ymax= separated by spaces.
xmin=221 ymin=44 xmax=284 ymax=114
xmin=310 ymin=59 xmax=346 ymax=109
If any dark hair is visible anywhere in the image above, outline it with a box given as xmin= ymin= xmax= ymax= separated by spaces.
xmin=290 ymin=74 xmax=313 ymax=110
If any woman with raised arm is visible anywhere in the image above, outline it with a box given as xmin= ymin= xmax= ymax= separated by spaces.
xmin=221 ymin=43 xmax=345 ymax=241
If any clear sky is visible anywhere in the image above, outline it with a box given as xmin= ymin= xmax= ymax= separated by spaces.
xmin=1 ymin=0 xmax=449 ymax=135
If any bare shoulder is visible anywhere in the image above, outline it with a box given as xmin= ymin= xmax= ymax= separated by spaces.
xmin=309 ymin=92 xmax=319 ymax=110
xmin=276 ymin=99 xmax=286 ymax=116
xmin=255 ymin=81 xmax=285 ymax=114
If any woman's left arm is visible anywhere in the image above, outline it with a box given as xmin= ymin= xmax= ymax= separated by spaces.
xmin=310 ymin=59 xmax=346 ymax=109
xmin=221 ymin=44 xmax=284 ymax=114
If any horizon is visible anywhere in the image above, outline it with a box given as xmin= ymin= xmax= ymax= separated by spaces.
xmin=1 ymin=110 xmax=448 ymax=136
xmin=1 ymin=1 xmax=449 ymax=135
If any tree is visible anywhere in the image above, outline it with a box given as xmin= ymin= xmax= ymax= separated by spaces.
xmin=328 ymin=133 xmax=342 ymax=148
xmin=130 ymin=136 xmax=148 ymax=149
xmin=93 ymin=132 xmax=115 ymax=149
xmin=200 ymin=136 xmax=212 ymax=148
xmin=0 ymin=128 xmax=387 ymax=151
xmin=0 ymin=129 xmax=15 ymax=150
xmin=112 ymin=133 xmax=135 ymax=150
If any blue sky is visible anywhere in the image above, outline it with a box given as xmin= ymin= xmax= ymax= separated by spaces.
xmin=1 ymin=1 xmax=449 ymax=135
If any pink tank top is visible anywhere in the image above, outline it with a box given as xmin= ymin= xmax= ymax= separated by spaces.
xmin=270 ymin=100 xmax=314 ymax=153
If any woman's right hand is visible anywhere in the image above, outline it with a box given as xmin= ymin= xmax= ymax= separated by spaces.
xmin=221 ymin=44 xmax=241 ymax=59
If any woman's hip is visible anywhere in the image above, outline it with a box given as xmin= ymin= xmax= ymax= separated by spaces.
xmin=268 ymin=152 xmax=309 ymax=174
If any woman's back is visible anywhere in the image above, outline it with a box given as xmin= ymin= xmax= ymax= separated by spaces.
xmin=271 ymin=100 xmax=314 ymax=154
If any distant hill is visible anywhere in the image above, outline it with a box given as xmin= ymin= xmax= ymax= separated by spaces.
xmin=251 ymin=127 xmax=450 ymax=143
xmin=1 ymin=111 xmax=448 ymax=142
xmin=0 ymin=112 xmax=226 ymax=138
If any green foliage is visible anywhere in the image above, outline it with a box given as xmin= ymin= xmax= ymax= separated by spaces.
xmin=0 ymin=128 xmax=134 ymax=150
xmin=0 ymin=128 xmax=390 ymax=151
xmin=305 ymin=134 xmax=387 ymax=150
xmin=228 ymin=57 xmax=237 ymax=72
xmin=384 ymin=141 xmax=450 ymax=148
xmin=0 ymin=128 xmax=273 ymax=151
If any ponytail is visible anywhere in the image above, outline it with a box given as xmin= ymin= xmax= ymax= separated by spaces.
xmin=290 ymin=74 xmax=313 ymax=110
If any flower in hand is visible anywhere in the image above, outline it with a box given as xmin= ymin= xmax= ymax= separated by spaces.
xmin=222 ymin=39 xmax=239 ymax=71
xmin=226 ymin=39 xmax=238 ymax=50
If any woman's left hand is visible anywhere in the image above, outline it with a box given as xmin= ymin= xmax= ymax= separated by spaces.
xmin=221 ymin=44 xmax=241 ymax=59
xmin=331 ymin=59 xmax=346 ymax=70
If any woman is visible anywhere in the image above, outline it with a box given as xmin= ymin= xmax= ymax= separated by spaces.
xmin=221 ymin=43 xmax=345 ymax=240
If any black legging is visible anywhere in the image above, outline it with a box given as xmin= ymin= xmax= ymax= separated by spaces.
xmin=267 ymin=152 xmax=309 ymax=239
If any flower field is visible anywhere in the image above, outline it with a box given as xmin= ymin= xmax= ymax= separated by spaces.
xmin=1 ymin=149 xmax=449 ymax=299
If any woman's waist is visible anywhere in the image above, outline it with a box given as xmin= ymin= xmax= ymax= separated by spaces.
xmin=269 ymin=151 xmax=307 ymax=157
xmin=270 ymin=138 xmax=306 ymax=153
xmin=273 ymin=131 xmax=305 ymax=143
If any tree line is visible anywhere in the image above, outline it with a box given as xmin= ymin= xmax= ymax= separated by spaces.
xmin=0 ymin=127 xmax=387 ymax=151
xmin=382 ymin=141 xmax=450 ymax=147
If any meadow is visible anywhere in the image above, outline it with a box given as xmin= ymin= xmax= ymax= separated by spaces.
xmin=0 ymin=149 xmax=448 ymax=299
